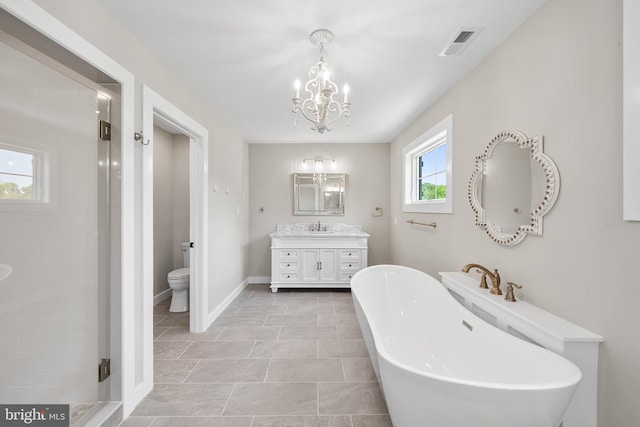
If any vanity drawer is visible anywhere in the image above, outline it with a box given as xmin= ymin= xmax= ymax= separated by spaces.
xmin=279 ymin=261 xmax=298 ymax=271
xmin=278 ymin=250 xmax=299 ymax=260
xmin=339 ymin=250 xmax=361 ymax=260
xmin=340 ymin=260 xmax=361 ymax=271
xmin=280 ymin=272 xmax=298 ymax=281
xmin=340 ymin=272 xmax=357 ymax=281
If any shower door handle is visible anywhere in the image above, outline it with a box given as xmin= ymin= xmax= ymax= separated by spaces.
xmin=190 ymin=242 xmax=194 ymax=248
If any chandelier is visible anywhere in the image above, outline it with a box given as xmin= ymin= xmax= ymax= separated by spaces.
xmin=313 ymin=173 xmax=327 ymax=186
xmin=292 ymin=29 xmax=351 ymax=134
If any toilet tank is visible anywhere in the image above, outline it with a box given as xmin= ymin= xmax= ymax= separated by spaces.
xmin=181 ymin=242 xmax=190 ymax=267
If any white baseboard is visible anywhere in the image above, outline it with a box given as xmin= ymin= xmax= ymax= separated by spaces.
xmin=206 ymin=278 xmax=249 ymax=327
xmin=248 ymin=276 xmax=271 ymax=284
xmin=153 ymin=288 xmax=172 ymax=305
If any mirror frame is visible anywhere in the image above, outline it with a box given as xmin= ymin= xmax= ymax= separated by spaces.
xmin=293 ymin=173 xmax=346 ymax=216
xmin=468 ymin=130 xmax=560 ymax=246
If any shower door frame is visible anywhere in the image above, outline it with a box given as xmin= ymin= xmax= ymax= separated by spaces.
xmin=0 ymin=0 xmax=139 ymax=419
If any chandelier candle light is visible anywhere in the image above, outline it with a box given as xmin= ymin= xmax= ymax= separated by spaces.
xmin=292 ymin=29 xmax=351 ymax=133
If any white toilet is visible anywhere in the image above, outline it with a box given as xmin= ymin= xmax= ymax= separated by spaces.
xmin=167 ymin=242 xmax=190 ymax=312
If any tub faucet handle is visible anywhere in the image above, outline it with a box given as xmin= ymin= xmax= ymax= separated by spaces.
xmin=505 ymin=282 xmax=523 ymax=302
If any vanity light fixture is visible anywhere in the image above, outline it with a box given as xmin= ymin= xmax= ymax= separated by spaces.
xmin=292 ymin=29 xmax=351 ymax=134
xmin=302 ymin=157 xmax=337 ymax=171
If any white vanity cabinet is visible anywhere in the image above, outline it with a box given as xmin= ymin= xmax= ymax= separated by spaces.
xmin=269 ymin=224 xmax=369 ymax=293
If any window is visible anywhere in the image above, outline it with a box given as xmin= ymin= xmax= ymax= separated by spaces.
xmin=0 ymin=144 xmax=47 ymax=202
xmin=403 ymin=114 xmax=453 ymax=213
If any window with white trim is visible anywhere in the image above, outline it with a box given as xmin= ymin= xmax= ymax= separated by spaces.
xmin=402 ymin=114 xmax=453 ymax=213
xmin=0 ymin=144 xmax=47 ymax=202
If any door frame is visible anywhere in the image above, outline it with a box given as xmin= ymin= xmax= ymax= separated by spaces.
xmin=141 ymin=84 xmax=210 ymax=392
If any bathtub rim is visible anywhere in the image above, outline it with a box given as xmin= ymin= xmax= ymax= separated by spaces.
xmin=350 ymin=264 xmax=582 ymax=391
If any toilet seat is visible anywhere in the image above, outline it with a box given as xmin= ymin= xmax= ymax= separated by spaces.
xmin=168 ymin=267 xmax=190 ymax=281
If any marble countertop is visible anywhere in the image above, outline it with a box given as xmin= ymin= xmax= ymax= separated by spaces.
xmin=269 ymin=223 xmax=369 ymax=238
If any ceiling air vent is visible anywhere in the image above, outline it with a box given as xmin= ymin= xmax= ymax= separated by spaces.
xmin=439 ymin=27 xmax=483 ymax=57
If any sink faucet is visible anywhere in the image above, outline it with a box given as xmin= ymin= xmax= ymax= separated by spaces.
xmin=309 ymin=221 xmax=322 ymax=231
xmin=461 ymin=263 xmax=502 ymax=295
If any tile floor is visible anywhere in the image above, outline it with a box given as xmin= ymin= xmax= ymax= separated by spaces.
xmin=120 ymin=284 xmax=392 ymax=427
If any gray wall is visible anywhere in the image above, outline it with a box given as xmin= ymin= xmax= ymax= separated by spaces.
xmin=248 ymin=143 xmax=390 ymax=277
xmin=390 ymin=0 xmax=637 ymax=425
xmin=153 ymin=126 xmax=189 ymax=298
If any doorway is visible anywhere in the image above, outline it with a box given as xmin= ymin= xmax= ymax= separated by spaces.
xmin=140 ymin=85 xmax=210 ymax=397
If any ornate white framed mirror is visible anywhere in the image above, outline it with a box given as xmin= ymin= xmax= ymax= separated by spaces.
xmin=468 ymin=130 xmax=560 ymax=246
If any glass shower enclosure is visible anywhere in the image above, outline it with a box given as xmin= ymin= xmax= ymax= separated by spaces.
xmin=0 ymin=27 xmax=117 ymax=425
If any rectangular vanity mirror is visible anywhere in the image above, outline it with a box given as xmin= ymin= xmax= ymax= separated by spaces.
xmin=293 ymin=173 xmax=345 ymax=216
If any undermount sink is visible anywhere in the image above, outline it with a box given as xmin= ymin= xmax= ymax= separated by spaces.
xmin=306 ymin=230 xmax=334 ymax=234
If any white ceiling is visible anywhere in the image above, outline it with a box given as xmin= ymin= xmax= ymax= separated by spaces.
xmin=96 ymin=0 xmax=546 ymax=143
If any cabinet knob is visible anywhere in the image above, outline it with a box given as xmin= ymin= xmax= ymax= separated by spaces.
xmin=348 ymin=264 xmax=352 ymax=267
xmin=287 ymin=264 xmax=290 ymax=267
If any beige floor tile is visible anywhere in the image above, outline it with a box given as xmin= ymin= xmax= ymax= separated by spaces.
xmin=154 ymin=342 xmax=190 ymax=360
xmin=216 ymin=326 xmax=280 ymax=341
xmin=318 ymin=314 xmax=359 ymax=327
xmin=318 ymin=340 xmax=368 ymax=358
xmin=265 ymin=359 xmax=344 ymax=382
xmin=223 ymin=383 xmax=317 ymax=416
xmin=184 ymin=358 xmax=269 ymax=382
xmin=285 ymin=304 xmax=335 ymax=315
xmin=155 ymin=327 xmax=224 ymax=342
xmin=264 ymin=314 xmax=318 ymax=327
xmin=153 ymin=314 xmax=168 ymax=326
xmin=118 ymin=416 xmax=155 ymax=427
xmin=279 ymin=326 xmax=338 ymax=340
xmin=154 ymin=359 xmax=198 ymax=384
xmin=153 ymin=327 xmax=170 ymax=340
xmin=336 ymin=326 xmax=363 ymax=340
xmin=318 ymin=382 xmax=388 ymax=415
xmin=138 ymin=291 xmax=390 ymax=425
xmin=251 ymin=415 xmax=352 ymax=427
xmin=149 ymin=416 xmax=252 ymax=427
xmin=245 ymin=284 xmax=271 ymax=292
xmin=351 ymin=415 xmax=393 ymax=427
xmin=235 ymin=296 xmax=278 ymax=307
xmin=132 ymin=383 xmax=234 ymax=416
xmin=234 ymin=305 xmax=287 ymax=316
xmin=154 ymin=316 xmax=190 ymax=328
xmin=342 ymin=358 xmax=377 ymax=382
xmin=212 ymin=315 xmax=267 ymax=326
xmin=248 ymin=340 xmax=318 ymax=359
xmin=179 ymin=341 xmax=254 ymax=359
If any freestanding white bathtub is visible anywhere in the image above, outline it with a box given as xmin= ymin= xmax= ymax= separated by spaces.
xmin=351 ymin=265 xmax=581 ymax=427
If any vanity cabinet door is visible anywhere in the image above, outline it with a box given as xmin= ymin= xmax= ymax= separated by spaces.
xmin=301 ymin=249 xmax=338 ymax=282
